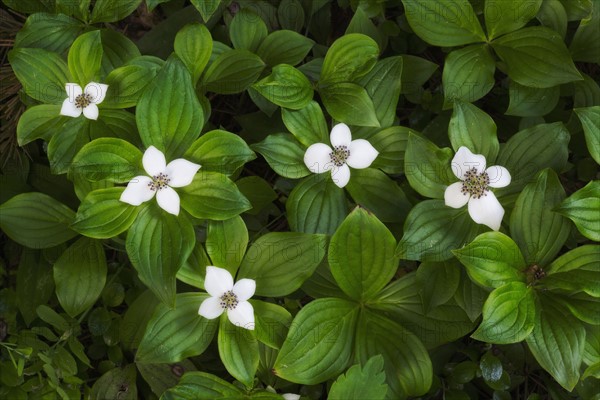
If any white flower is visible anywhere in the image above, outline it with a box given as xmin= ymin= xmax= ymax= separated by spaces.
xmin=119 ymin=146 xmax=200 ymax=216
xmin=60 ymin=82 xmax=108 ymax=120
xmin=444 ymin=146 xmax=511 ymax=231
xmin=266 ymin=386 xmax=300 ymax=400
xmin=198 ymin=266 xmax=256 ymax=330
xmin=303 ymin=123 xmax=379 ymax=188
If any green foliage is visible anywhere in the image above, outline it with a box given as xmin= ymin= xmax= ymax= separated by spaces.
xmin=2 ymin=1 xmax=597 ymax=397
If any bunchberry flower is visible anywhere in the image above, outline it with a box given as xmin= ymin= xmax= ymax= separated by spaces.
xmin=119 ymin=146 xmax=200 ymax=216
xmin=303 ymin=123 xmax=379 ymax=188
xmin=198 ymin=266 xmax=256 ymax=330
xmin=444 ymin=146 xmax=511 ymax=231
xmin=60 ymin=82 xmax=108 ymax=120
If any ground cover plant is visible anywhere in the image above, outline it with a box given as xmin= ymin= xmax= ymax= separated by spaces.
xmin=0 ymin=0 xmax=599 ymax=398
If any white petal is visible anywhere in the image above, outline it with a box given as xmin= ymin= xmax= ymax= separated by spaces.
xmin=143 ymin=146 xmax=167 ymax=177
xmin=330 ymin=123 xmax=352 ymax=147
xmin=444 ymin=181 xmax=470 ymax=208
xmin=451 ymin=146 xmax=487 ymax=179
xmin=156 ymin=186 xmax=180 ymax=216
xmin=468 ymin=192 xmax=505 ymax=231
xmin=204 ymin=266 xmax=234 ymax=297
xmin=60 ymin=98 xmax=82 ymax=118
xmin=198 ymin=296 xmax=225 ymax=319
xmin=486 ymin=165 xmax=511 ymax=188
xmin=227 ymin=301 xmax=255 ymax=330
xmin=346 ymin=139 xmax=379 ymax=169
xmin=165 ymin=159 xmax=201 ymax=188
xmin=282 ymin=395 xmax=301 ymax=400
xmin=84 ymin=82 xmax=109 ymax=104
xmin=232 ymin=279 xmax=256 ymax=302
xmin=65 ymin=83 xmax=82 ymax=100
xmin=304 ymin=143 xmax=334 ymax=173
xmin=331 ymin=163 xmax=351 ymax=188
xmin=82 ymin=103 xmax=99 ymax=120
xmin=119 ymin=176 xmax=155 ymax=206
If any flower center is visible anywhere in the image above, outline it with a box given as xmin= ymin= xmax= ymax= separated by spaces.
xmin=74 ymin=93 xmax=92 ymax=109
xmin=147 ymin=172 xmax=171 ymax=191
xmin=329 ymin=145 xmax=350 ymax=167
xmin=526 ymin=264 xmax=546 ymax=285
xmin=219 ymin=290 xmax=239 ymax=310
xmin=461 ymin=168 xmax=490 ymax=199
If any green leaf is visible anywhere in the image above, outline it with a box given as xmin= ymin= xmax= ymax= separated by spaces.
xmin=329 ymin=208 xmax=397 ymax=301
xmin=46 ymin=117 xmax=88 ymax=175
xmin=257 ymin=30 xmax=315 ymax=67
xmin=0 ymin=192 xmax=77 ymax=249
xmin=251 ymin=300 xmax=292 ymax=350
xmin=400 ymin=55 xmax=438 ymax=96
xmin=71 ymin=138 xmax=143 ymax=184
xmin=320 ymin=33 xmax=379 ymax=84
xmin=17 ymin=250 xmax=54 ymax=326
xmin=89 ymin=108 xmax=140 ymax=144
xmin=252 ymin=64 xmax=314 ymax=110
xmin=282 ymin=100 xmax=329 ymax=147
xmin=358 ymin=56 xmax=403 ymax=128
xmin=287 ymin=176 xmax=348 ymax=235
xmin=368 ymin=126 xmax=411 ymax=175
xmin=14 ymin=13 xmax=83 ymax=54
xmin=404 ymin=134 xmax=454 ymax=198
xmin=555 ymin=180 xmax=599 ymax=241
xmin=402 ymin=0 xmax=486 ymax=46
xmin=136 ymin=293 xmax=217 ymax=363
xmin=345 ymin=168 xmax=411 ymax=223
xmin=495 ymin=123 xmax=570 ymax=197
xmin=99 ymin=29 xmax=142 ymax=76
xmin=137 ymin=56 xmax=203 ymax=160
xmin=485 ymin=0 xmax=542 ymax=39
xmin=542 ymin=245 xmax=600 ymax=297
xmin=537 ymin=0 xmax=568 ymax=38
xmin=278 ymin=0 xmax=305 ymax=31
xmin=16 ymin=105 xmax=68 ymax=146
xmin=68 ymin=30 xmax=103 ymax=85
xmin=480 ymin=351 xmax=503 ymax=384
xmin=449 ymin=100 xmax=499 ymax=162
xmin=161 ymin=371 xmax=244 ymax=400
xmin=174 ymin=23 xmax=213 ymax=85
xmin=218 ymin=317 xmax=259 ymax=387
xmin=453 ymin=232 xmax=526 ymax=289
xmin=54 ymin=238 xmax=107 ymax=317
xmin=206 ymin=216 xmax=248 ymax=276
xmin=274 ymin=298 xmax=358 ymax=384
xmin=72 ymin=188 xmax=140 ymax=239
xmin=510 ymin=169 xmax=570 ymax=266
xmin=328 ymin=355 xmax=388 ymax=400
xmin=120 ymin=290 xmax=159 ymax=351
xmin=416 ymin=260 xmax=462 ymax=312
xmin=556 ymin=292 xmax=600 ymax=325
xmin=397 ymin=200 xmax=482 ymax=262
xmin=235 ymin=176 xmax=277 ymax=215
xmin=491 ymin=26 xmax=582 ymax=88
xmin=103 ymin=63 xmax=161 ymax=109
xmin=177 ymin=241 xmax=210 ymax=289
xmin=203 ymin=49 xmax=265 ymax=94
xmin=569 ymin=0 xmax=600 ymax=63
xmin=526 ymin=294 xmax=585 ymax=391
xmin=574 ymin=106 xmax=600 ymax=164
xmin=238 ymin=232 xmax=327 ymax=297
xmin=9 ymin=47 xmax=70 ymax=104
xmin=252 ymin=133 xmax=310 ymax=179
xmin=506 ymin=81 xmax=560 ymax=117
xmin=190 ymin=0 xmax=221 ymax=22
xmin=90 ymin=365 xmax=137 ymax=400
xmin=354 ymin=309 xmax=432 ymax=398
xmin=472 ymin=282 xmax=536 ymax=344
xmin=180 ymin=172 xmax=251 ymax=220
xmin=126 ymin=206 xmax=195 ymax=306
xmin=229 ymin=9 xmax=267 ymax=52
xmin=91 ymin=0 xmax=142 ymax=23
xmin=185 ymin=130 xmax=256 ymax=176
xmin=443 ymin=45 xmax=495 ymax=104
xmin=320 ymin=83 xmax=380 ymax=127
